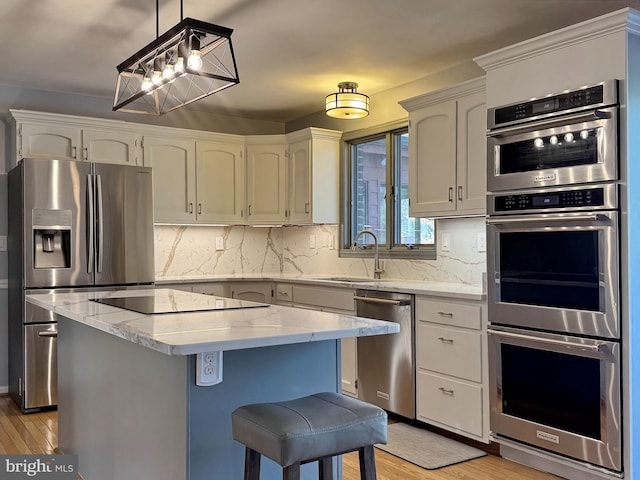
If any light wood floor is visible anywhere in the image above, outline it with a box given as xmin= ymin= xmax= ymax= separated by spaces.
xmin=0 ymin=395 xmax=560 ymax=479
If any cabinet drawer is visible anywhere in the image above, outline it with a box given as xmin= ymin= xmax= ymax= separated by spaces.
xmin=416 ymin=324 xmax=481 ymax=382
xmin=416 ymin=298 xmax=481 ymax=329
xmin=274 ymin=284 xmax=293 ymax=304
xmin=416 ymin=371 xmax=483 ymax=437
xmin=293 ymin=285 xmax=354 ymax=312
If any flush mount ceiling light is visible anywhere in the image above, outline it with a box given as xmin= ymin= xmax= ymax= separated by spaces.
xmin=113 ymin=0 xmax=239 ymax=115
xmin=325 ymin=82 xmax=370 ymax=119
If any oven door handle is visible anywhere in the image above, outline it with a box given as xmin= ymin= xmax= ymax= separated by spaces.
xmin=486 ymin=213 xmax=609 ymax=224
xmin=487 ymin=109 xmax=611 ymax=137
xmin=489 ymin=329 xmax=607 ymax=353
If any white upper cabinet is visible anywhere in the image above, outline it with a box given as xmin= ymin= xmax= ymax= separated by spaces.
xmin=12 ymin=110 xmax=141 ymax=166
xmin=285 ymin=128 xmax=342 ymax=225
xmin=399 ymin=77 xmax=486 ymax=218
xmin=18 ymin=122 xmax=81 ymax=161
xmin=144 ymin=135 xmax=197 ymax=224
xmin=81 ymin=129 xmax=140 ymax=165
xmin=245 ymin=137 xmax=287 ymax=225
xmin=195 ymin=141 xmax=245 ymax=224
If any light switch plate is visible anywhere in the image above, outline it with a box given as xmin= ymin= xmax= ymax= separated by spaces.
xmin=0 ymin=236 xmax=6 ymax=252
xmin=441 ymin=233 xmax=451 ymax=252
xmin=215 ymin=236 xmax=224 ymax=251
xmin=309 ymin=235 xmax=316 ymax=249
xmin=477 ymin=232 xmax=486 ymax=252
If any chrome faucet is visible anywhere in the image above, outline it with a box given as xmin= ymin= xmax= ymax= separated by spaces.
xmin=352 ymin=229 xmax=384 ymax=279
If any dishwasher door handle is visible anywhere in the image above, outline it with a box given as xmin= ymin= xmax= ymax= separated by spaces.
xmin=353 ymin=296 xmax=409 ymax=306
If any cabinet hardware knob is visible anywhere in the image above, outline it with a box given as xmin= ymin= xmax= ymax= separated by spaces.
xmin=437 ymin=337 xmax=454 ymax=344
xmin=448 ymin=187 xmax=453 ymax=202
xmin=439 ymin=387 xmax=455 ymax=396
xmin=72 ymin=146 xmax=77 ymax=159
xmin=437 ymin=311 xmax=453 ymax=317
xmin=83 ymin=147 xmax=88 ymax=161
xmin=189 ymin=203 xmax=194 ymax=214
xmin=458 ymin=186 xmax=463 ymax=201
xmin=305 ymin=202 xmax=309 ymax=214
xmin=198 ymin=203 xmax=202 ymax=215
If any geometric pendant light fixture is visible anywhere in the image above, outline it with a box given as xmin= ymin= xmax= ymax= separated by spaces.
xmin=325 ymin=82 xmax=370 ymax=119
xmin=113 ymin=0 xmax=239 ymax=115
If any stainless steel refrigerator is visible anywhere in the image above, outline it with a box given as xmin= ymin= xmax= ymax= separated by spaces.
xmin=8 ymin=158 xmax=155 ymax=412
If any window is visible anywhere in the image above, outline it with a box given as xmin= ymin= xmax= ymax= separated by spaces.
xmin=341 ymin=123 xmax=435 ymax=259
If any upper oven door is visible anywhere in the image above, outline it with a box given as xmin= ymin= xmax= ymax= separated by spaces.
xmin=487 ymin=106 xmax=618 ymax=192
xmin=487 ymin=211 xmax=619 ymax=338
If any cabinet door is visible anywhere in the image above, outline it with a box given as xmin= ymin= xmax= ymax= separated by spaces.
xmin=408 ymin=101 xmax=457 ymax=216
xmin=82 ymin=129 xmax=140 ymax=165
xmin=19 ymin=123 xmax=80 ymax=161
xmin=456 ymin=92 xmax=487 ymax=215
xmin=144 ymin=136 xmax=196 ymax=223
xmin=196 ymin=141 xmax=245 ymax=224
xmin=229 ymin=283 xmax=272 ymax=304
xmin=246 ymin=144 xmax=287 ymax=224
xmin=287 ymin=139 xmax=311 ymax=224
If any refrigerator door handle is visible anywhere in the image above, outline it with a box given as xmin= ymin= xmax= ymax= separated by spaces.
xmin=96 ymin=174 xmax=104 ymax=273
xmin=86 ymin=174 xmax=94 ymax=274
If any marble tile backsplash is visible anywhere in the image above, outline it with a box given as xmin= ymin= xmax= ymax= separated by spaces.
xmin=154 ymin=217 xmax=487 ymax=286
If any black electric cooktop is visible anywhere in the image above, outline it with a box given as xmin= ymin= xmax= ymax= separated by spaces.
xmin=92 ymin=289 xmax=270 ymax=315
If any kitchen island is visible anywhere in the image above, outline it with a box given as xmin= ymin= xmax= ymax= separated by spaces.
xmin=26 ymin=288 xmax=399 ymax=480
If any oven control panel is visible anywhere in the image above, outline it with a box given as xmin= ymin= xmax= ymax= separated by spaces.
xmin=493 ymin=188 xmax=606 ymax=212
xmin=488 ymin=79 xmax=618 ymax=129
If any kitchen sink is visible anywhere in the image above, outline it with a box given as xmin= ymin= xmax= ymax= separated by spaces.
xmin=327 ymin=277 xmax=392 ymax=283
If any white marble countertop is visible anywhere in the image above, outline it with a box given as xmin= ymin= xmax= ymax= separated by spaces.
xmin=26 ymin=288 xmax=400 ymax=356
xmin=156 ymin=273 xmax=486 ymax=300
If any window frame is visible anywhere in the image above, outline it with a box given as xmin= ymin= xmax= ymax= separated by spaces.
xmin=340 ymin=120 xmax=436 ymax=260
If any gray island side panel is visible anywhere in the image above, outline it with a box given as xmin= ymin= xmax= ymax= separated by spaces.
xmin=57 ymin=316 xmax=189 ymax=480
xmin=187 ymin=340 xmax=341 ymax=480
xmin=57 ymin=315 xmax=342 ymax=480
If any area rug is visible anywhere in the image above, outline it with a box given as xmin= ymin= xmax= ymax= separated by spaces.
xmin=375 ymin=422 xmax=487 ymax=469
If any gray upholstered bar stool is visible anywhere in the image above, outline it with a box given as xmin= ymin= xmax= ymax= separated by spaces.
xmin=232 ymin=392 xmax=387 ymax=480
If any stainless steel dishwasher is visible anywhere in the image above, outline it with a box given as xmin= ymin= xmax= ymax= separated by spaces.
xmin=355 ymin=289 xmax=415 ymax=419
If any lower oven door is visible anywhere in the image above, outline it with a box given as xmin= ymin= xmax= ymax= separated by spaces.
xmin=488 ymin=326 xmax=621 ymax=472
xmin=487 ymin=210 xmax=619 ymax=338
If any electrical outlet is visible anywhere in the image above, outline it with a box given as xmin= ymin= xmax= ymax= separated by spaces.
xmin=196 ymin=351 xmax=223 ymax=386
xmin=0 ymin=236 xmax=6 ymax=252
xmin=215 ymin=236 xmax=224 ymax=251
xmin=477 ymin=232 xmax=486 ymax=252
xmin=309 ymin=235 xmax=316 ymax=249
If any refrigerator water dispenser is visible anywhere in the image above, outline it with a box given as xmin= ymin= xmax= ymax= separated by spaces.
xmin=32 ymin=209 xmax=71 ymax=269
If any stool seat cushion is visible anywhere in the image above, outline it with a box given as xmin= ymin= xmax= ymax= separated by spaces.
xmin=232 ymin=392 xmax=387 ymax=467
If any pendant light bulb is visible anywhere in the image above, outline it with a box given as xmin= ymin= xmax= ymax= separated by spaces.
xmin=188 ymin=50 xmax=202 ymax=70
xmin=152 ymin=70 xmax=163 ymax=86
xmin=141 ymin=76 xmax=153 ymax=93
xmin=188 ymin=36 xmax=203 ymax=70
xmin=175 ymin=57 xmax=185 ymax=75
xmin=162 ymin=63 xmax=175 ymax=81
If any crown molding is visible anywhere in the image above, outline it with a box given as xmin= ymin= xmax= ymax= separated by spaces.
xmin=475 ymin=8 xmax=640 ymax=72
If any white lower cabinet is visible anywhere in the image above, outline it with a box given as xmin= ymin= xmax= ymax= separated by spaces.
xmin=415 ymin=296 xmax=488 ymax=442
xmin=228 ymin=282 xmax=273 ymax=303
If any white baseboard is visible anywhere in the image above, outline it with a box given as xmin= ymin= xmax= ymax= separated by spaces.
xmin=0 ymin=386 xmax=9 ymax=394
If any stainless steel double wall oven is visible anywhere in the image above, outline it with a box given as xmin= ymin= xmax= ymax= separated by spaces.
xmin=485 ymin=80 xmax=622 ymax=474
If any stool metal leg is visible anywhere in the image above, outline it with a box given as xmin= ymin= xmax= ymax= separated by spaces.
xmin=245 ymin=447 xmax=261 ymax=480
xmin=318 ymin=456 xmax=333 ymax=480
xmin=283 ymin=463 xmax=301 ymax=480
xmin=358 ymin=445 xmax=377 ymax=480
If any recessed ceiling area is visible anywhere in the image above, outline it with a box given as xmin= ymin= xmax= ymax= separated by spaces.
xmin=1 ymin=0 xmax=638 ymax=123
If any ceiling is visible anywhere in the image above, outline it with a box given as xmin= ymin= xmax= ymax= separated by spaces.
xmin=2 ymin=0 xmax=639 ymax=123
